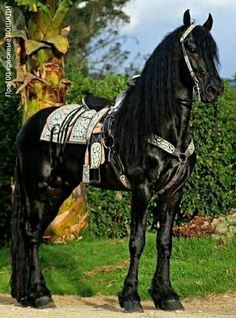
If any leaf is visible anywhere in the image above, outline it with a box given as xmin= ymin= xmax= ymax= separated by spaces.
xmin=15 ymin=0 xmax=38 ymax=11
xmin=47 ymin=0 xmax=72 ymax=36
xmin=61 ymin=26 xmax=70 ymax=38
xmin=16 ymin=72 xmax=47 ymax=94
xmin=3 ymin=30 xmax=27 ymax=42
xmin=25 ymin=40 xmax=50 ymax=55
xmin=44 ymin=35 xmax=69 ymax=54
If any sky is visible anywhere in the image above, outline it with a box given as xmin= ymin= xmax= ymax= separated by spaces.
xmin=119 ymin=0 xmax=236 ymax=79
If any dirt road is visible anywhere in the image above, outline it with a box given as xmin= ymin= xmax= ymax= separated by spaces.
xmin=0 ymin=293 xmax=235 ymax=318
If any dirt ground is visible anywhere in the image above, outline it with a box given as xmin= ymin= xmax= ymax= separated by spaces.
xmin=0 ymin=293 xmax=236 ymax=318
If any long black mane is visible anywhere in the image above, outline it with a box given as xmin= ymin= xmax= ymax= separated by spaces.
xmin=113 ymin=24 xmax=219 ymax=165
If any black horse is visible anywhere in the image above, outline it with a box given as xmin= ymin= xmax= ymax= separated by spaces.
xmin=11 ymin=10 xmax=223 ymax=311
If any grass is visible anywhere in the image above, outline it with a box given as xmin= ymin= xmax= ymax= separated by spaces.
xmin=0 ymin=233 xmax=236 ymax=299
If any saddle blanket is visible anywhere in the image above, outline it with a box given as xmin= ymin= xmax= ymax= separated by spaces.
xmin=40 ymin=104 xmax=110 ymax=144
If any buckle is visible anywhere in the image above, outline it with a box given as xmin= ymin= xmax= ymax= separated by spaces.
xmin=179 ymin=153 xmax=187 ymax=163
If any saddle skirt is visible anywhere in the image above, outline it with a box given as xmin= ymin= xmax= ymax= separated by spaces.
xmin=40 ymin=104 xmax=113 ymax=183
xmin=40 ymin=104 xmax=110 ymax=144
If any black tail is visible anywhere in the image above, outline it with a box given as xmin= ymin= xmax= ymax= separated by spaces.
xmin=11 ymin=157 xmax=30 ymax=303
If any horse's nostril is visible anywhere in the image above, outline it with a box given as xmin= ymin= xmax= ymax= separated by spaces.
xmin=206 ymin=84 xmax=223 ymax=96
xmin=206 ymin=85 xmax=217 ymax=95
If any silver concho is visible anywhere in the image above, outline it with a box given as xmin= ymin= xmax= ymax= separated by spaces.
xmin=120 ymin=175 xmax=131 ymax=189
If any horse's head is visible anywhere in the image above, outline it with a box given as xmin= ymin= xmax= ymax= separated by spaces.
xmin=180 ymin=10 xmax=223 ymax=103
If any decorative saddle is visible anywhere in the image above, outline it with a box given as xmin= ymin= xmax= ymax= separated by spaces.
xmin=40 ymin=76 xmax=140 ymax=187
xmin=40 ymin=92 xmax=130 ymax=187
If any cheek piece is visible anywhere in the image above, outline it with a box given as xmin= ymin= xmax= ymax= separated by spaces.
xmin=180 ymin=24 xmax=201 ymax=101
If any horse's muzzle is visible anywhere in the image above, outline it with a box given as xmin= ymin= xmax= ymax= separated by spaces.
xmin=202 ymin=80 xmax=224 ymax=103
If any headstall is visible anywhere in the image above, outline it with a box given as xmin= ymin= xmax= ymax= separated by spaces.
xmin=180 ymin=24 xmax=201 ymax=101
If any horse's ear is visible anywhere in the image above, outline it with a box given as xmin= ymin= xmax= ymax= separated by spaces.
xmin=203 ymin=13 xmax=213 ymax=31
xmin=183 ymin=9 xmax=191 ymax=27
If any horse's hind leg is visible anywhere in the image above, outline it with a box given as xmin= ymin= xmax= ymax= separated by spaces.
xmin=118 ymin=184 xmax=150 ymax=312
xmin=150 ymin=190 xmax=184 ymax=311
xmin=11 ymin=159 xmax=70 ymax=308
xmin=23 ymin=196 xmax=58 ymax=308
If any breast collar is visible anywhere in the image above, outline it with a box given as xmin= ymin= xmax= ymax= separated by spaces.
xmin=114 ymin=133 xmax=195 ymax=192
xmin=148 ymin=135 xmax=195 ymax=163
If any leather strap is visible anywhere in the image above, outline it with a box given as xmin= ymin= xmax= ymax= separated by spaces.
xmin=180 ymin=24 xmax=201 ymax=101
xmin=148 ymin=135 xmax=195 ymax=195
xmin=148 ymin=135 xmax=195 ymax=162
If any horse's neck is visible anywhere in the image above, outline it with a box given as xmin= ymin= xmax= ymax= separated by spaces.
xmin=161 ymin=87 xmax=193 ymax=151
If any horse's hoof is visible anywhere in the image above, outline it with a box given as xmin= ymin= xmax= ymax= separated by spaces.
xmin=118 ymin=293 xmax=143 ymax=312
xmin=155 ymin=298 xmax=184 ymax=311
xmin=34 ymin=296 xmax=56 ymax=309
xmin=122 ymin=300 xmax=143 ymax=312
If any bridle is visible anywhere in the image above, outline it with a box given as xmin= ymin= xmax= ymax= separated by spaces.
xmin=180 ymin=24 xmax=201 ymax=101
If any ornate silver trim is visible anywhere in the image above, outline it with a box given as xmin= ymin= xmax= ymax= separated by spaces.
xmin=148 ymin=135 xmax=195 ymax=162
xmin=40 ymin=104 xmax=82 ymax=142
xmin=90 ymin=142 xmax=102 ymax=169
xmin=148 ymin=135 xmax=176 ymax=154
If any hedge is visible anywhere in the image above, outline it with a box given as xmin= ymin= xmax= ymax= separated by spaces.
xmin=0 ymin=69 xmax=235 ymax=241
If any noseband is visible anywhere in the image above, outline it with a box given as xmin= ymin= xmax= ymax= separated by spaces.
xmin=180 ymin=24 xmax=201 ymax=101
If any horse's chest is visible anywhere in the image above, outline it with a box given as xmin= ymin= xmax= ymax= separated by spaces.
xmin=146 ymin=152 xmax=193 ymax=196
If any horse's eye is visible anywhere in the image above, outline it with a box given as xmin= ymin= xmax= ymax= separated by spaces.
xmin=190 ymin=48 xmax=197 ymax=54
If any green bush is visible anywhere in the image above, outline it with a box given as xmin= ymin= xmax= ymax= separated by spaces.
xmin=87 ymin=188 xmax=131 ymax=238
xmin=182 ymin=81 xmax=236 ymax=216
xmin=66 ymin=72 xmax=128 ymax=103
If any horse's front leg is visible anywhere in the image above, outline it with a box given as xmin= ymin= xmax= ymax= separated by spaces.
xmin=150 ymin=190 xmax=184 ymax=311
xmin=118 ymin=184 xmax=151 ymax=312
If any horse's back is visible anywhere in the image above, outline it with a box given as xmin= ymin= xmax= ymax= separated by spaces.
xmin=16 ymin=107 xmax=56 ymax=151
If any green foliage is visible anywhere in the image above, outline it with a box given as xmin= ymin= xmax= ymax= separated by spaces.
xmin=87 ymin=188 xmax=131 ymax=238
xmin=0 ymin=234 xmax=236 ymax=298
xmin=66 ymin=71 xmax=128 ymax=102
xmin=182 ymin=81 xmax=236 ymax=216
